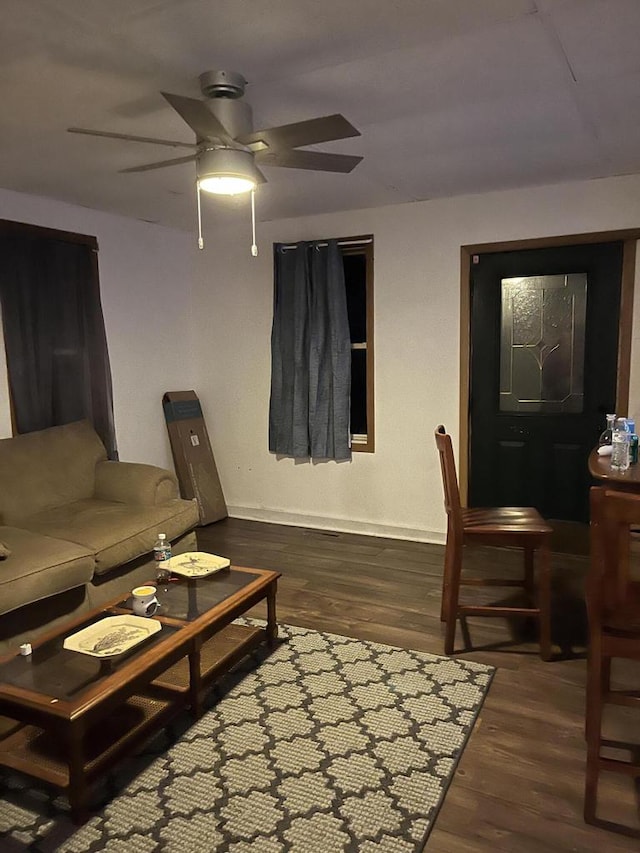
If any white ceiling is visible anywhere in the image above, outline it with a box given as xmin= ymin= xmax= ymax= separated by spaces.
xmin=2 ymin=0 xmax=640 ymax=230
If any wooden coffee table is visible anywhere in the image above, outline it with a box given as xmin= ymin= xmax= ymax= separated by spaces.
xmin=0 ymin=564 xmax=279 ymax=822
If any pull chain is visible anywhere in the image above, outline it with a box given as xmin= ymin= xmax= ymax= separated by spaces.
xmin=196 ymin=181 xmax=204 ymax=250
xmin=196 ymin=180 xmax=256 ymax=254
xmin=250 ymin=188 xmax=258 ymax=257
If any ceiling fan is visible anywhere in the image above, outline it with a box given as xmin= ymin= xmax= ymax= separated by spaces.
xmin=68 ymin=70 xmax=363 ymax=244
xmin=69 ymin=70 xmax=363 ymax=252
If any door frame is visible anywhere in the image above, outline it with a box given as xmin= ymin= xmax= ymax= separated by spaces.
xmin=459 ymin=229 xmax=640 ymax=505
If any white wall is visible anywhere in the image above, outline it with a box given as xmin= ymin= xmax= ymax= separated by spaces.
xmin=1 ymin=176 xmax=638 ymax=541
xmin=0 ymin=188 xmax=198 ymax=469
xmin=192 ymin=174 xmax=640 ymax=543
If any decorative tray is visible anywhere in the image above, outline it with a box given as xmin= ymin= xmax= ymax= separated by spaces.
xmin=165 ymin=551 xmax=231 ymax=578
xmin=63 ymin=615 xmax=161 ymax=658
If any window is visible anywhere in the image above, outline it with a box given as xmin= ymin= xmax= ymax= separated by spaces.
xmin=271 ymin=234 xmax=374 ymax=459
xmin=342 ymin=236 xmax=374 ymax=452
xmin=0 ymin=218 xmax=117 ymax=457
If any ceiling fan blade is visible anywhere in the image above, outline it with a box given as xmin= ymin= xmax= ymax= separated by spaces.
xmin=119 ymin=154 xmax=197 ymax=174
xmin=239 ymin=114 xmax=360 ymax=151
xmin=161 ymin=92 xmax=233 ymax=143
xmin=254 ymin=149 xmax=363 ymax=173
xmin=254 ymin=166 xmax=267 ymax=184
xmin=68 ymin=127 xmax=198 ymax=149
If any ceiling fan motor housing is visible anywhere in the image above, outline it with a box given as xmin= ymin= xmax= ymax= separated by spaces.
xmin=199 ymin=70 xmax=246 ymax=99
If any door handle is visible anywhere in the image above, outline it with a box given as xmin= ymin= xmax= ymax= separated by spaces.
xmin=507 ymin=426 xmax=529 ymax=436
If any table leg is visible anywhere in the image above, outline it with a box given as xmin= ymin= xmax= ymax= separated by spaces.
xmin=523 ymin=546 xmax=535 ymax=605
xmin=188 ymin=643 xmax=203 ymax=719
xmin=66 ymin=723 xmax=89 ymax=825
xmin=266 ymin=582 xmax=279 ymax=648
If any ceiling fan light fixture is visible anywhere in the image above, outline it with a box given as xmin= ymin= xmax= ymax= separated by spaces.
xmin=197 ymin=147 xmax=256 ymax=195
xmin=198 ymin=175 xmax=255 ymax=195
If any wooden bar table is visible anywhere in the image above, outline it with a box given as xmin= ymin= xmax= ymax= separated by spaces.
xmin=588 ymin=448 xmax=640 ymax=492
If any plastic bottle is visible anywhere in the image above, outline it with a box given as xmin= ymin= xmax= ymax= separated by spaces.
xmin=611 ymin=417 xmax=631 ymax=471
xmin=627 ymin=418 xmax=639 ymax=465
xmin=153 ymin=533 xmax=172 ymax=583
xmin=598 ymin=413 xmax=616 ymax=447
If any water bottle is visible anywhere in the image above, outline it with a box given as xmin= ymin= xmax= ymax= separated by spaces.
xmin=153 ymin=533 xmax=172 ymax=583
xmin=611 ymin=417 xmax=631 ymax=471
xmin=627 ymin=418 xmax=639 ymax=465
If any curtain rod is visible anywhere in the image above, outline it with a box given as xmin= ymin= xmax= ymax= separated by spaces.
xmin=279 ymin=237 xmax=373 ymax=251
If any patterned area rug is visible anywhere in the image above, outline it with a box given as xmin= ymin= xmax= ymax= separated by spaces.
xmin=0 ymin=622 xmax=494 ymax=853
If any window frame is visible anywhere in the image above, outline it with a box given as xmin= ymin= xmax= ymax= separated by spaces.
xmin=341 ymin=236 xmax=374 ymax=453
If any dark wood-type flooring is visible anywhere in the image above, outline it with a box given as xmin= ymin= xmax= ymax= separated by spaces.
xmin=198 ymin=517 xmax=640 ymax=852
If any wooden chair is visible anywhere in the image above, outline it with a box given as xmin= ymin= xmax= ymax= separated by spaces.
xmin=584 ymin=486 xmax=640 ymax=834
xmin=434 ymin=425 xmax=553 ymax=659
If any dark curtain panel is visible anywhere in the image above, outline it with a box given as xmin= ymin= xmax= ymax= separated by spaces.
xmin=0 ymin=234 xmax=118 ymax=459
xmin=269 ymin=239 xmax=351 ymax=460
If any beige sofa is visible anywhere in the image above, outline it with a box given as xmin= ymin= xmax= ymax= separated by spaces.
xmin=0 ymin=419 xmax=199 ymax=655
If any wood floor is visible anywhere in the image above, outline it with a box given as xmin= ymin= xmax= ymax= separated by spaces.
xmin=198 ymin=517 xmax=640 ymax=852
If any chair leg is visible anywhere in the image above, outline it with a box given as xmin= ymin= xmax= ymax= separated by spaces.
xmin=444 ymin=540 xmax=462 ymax=656
xmin=584 ymin=647 xmax=605 ymax=824
xmin=537 ymin=540 xmax=552 ymax=661
xmin=460 ymin=616 xmax=472 ymax=652
xmin=584 ymin=742 xmax=601 ymax=825
xmin=440 ymin=565 xmax=448 ymax=623
xmin=585 ymin=648 xmax=610 ymax=743
xmin=440 ymin=526 xmax=455 ymax=622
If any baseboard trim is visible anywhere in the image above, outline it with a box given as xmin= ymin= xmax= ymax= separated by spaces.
xmin=226 ymin=505 xmax=445 ymax=545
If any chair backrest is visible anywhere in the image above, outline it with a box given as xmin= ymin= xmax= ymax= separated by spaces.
xmin=434 ymin=425 xmax=463 ymax=533
xmin=588 ymin=486 xmax=640 ymax=624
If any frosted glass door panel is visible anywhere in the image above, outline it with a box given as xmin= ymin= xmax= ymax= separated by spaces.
xmin=500 ymin=274 xmax=586 ymax=413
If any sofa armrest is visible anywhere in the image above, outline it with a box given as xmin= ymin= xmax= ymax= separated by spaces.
xmin=94 ymin=461 xmax=180 ymax=506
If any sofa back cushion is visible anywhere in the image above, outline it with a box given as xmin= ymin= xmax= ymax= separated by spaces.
xmin=0 ymin=420 xmax=107 ymax=525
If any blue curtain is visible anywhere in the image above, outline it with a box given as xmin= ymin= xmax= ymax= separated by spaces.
xmin=269 ymin=240 xmax=351 ymax=460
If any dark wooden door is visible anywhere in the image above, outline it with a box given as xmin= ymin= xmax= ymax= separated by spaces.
xmin=469 ymin=242 xmax=623 ymax=522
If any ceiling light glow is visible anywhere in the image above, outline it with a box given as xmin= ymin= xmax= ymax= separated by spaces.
xmin=198 ymin=175 xmax=255 ymax=195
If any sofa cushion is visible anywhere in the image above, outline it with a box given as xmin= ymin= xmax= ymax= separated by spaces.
xmin=0 ymin=421 xmax=107 ymax=525
xmin=24 ymin=497 xmax=199 ymax=576
xmin=0 ymin=526 xmax=95 ymax=616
